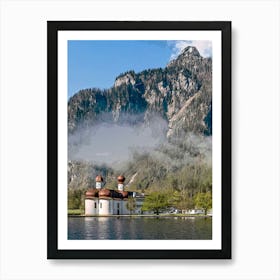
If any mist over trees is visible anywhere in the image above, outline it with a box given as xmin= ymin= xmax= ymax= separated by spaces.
xmin=68 ymin=133 xmax=212 ymax=213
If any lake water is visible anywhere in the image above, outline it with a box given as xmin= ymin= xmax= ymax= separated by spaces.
xmin=68 ymin=216 xmax=212 ymax=240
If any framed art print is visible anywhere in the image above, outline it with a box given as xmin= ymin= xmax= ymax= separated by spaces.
xmin=47 ymin=21 xmax=231 ymax=259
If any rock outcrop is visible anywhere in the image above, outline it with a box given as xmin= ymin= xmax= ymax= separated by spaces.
xmin=68 ymin=46 xmax=212 ymax=137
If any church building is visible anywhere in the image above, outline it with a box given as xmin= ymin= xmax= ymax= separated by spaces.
xmin=85 ymin=175 xmax=144 ymax=215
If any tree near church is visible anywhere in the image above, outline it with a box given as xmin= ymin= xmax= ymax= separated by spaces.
xmin=142 ymin=191 xmax=170 ymax=215
xmin=126 ymin=197 xmax=137 ymax=214
xmin=174 ymin=191 xmax=195 ymax=212
xmin=194 ymin=191 xmax=212 ymax=215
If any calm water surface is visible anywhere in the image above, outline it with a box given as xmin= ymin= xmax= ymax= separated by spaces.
xmin=68 ymin=216 xmax=212 ymax=240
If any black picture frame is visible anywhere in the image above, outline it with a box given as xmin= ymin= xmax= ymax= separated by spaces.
xmin=47 ymin=21 xmax=231 ymax=259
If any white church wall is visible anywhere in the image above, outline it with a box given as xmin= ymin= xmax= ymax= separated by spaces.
xmin=85 ymin=199 xmax=98 ymax=215
xmin=98 ymin=199 xmax=110 ymax=215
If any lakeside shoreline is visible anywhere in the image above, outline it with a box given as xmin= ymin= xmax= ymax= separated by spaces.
xmin=68 ymin=214 xmax=212 ymax=218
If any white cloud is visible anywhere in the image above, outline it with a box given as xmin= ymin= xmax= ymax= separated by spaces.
xmin=169 ymin=40 xmax=212 ymax=60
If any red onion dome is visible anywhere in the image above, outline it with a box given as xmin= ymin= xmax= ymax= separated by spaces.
xmin=95 ymin=175 xmax=104 ymax=182
xmin=117 ymin=175 xmax=125 ymax=183
xmin=85 ymin=188 xmax=99 ymax=197
xmin=98 ymin=188 xmax=111 ymax=197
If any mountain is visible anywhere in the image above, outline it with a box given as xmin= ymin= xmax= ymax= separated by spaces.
xmin=67 ymin=46 xmax=212 ymax=192
xmin=68 ymin=46 xmax=212 ymax=137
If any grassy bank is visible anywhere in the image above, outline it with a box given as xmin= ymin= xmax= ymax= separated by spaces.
xmin=68 ymin=209 xmax=84 ymax=215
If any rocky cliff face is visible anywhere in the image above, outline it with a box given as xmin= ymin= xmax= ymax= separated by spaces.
xmin=68 ymin=46 xmax=212 ymax=190
xmin=68 ymin=46 xmax=212 ymax=137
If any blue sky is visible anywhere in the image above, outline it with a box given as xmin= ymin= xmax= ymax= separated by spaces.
xmin=68 ymin=40 xmax=212 ymax=99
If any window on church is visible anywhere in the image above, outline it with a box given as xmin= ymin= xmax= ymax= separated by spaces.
xmin=100 ymin=203 xmax=102 ymax=208
xmin=94 ymin=202 xmax=97 ymax=208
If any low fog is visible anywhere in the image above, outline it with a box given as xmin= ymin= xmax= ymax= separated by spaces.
xmin=68 ymin=115 xmax=168 ymax=166
xmin=68 ymin=113 xmax=212 ymax=171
